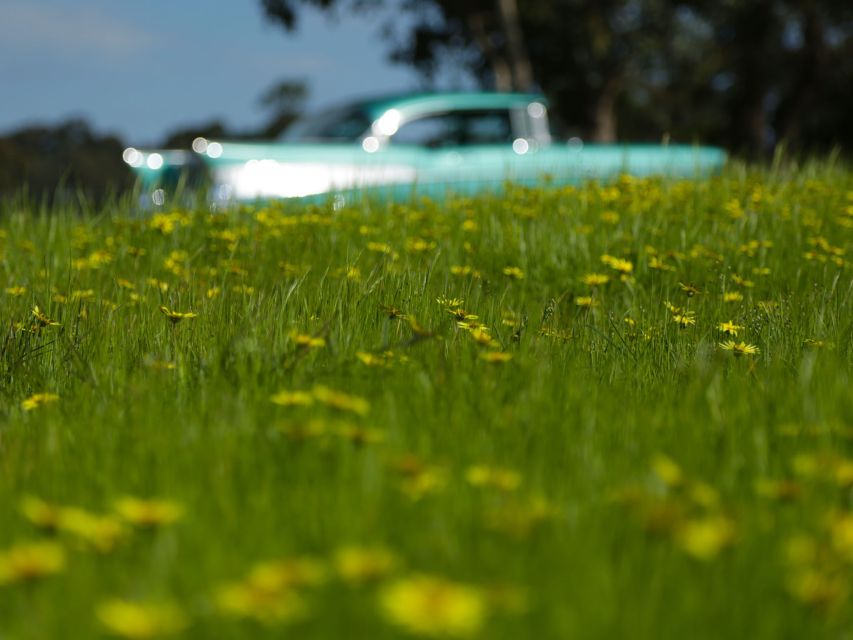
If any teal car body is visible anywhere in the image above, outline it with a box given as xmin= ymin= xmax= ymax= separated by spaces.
xmin=124 ymin=92 xmax=726 ymax=205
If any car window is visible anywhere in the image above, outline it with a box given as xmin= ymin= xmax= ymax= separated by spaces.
xmin=283 ymin=105 xmax=372 ymax=142
xmin=392 ymin=110 xmax=514 ymax=148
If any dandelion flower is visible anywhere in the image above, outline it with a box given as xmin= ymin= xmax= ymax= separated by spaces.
xmin=502 ymin=266 xmax=525 ymax=280
xmin=335 ymin=546 xmax=399 ymax=585
xmin=466 ymin=466 xmax=521 ymax=491
xmin=0 ymin=541 xmax=66 ymax=585
xmin=312 ymin=385 xmax=370 ymax=416
xmin=719 ymin=341 xmax=760 ymax=356
xmin=479 ymin=351 xmax=513 ymax=364
xmin=114 ymin=498 xmax=184 ymax=529
xmin=21 ymin=392 xmax=59 ymax=411
xmin=158 ymin=306 xmax=197 ymax=324
xmin=379 ymin=575 xmax=487 ymax=637
xmin=582 ymin=273 xmax=610 ymax=286
xmin=271 ymin=390 xmax=315 ymax=407
xmin=97 ymin=599 xmax=187 ymax=638
xmin=675 ymin=516 xmax=735 ymax=561
xmin=717 ymin=321 xmax=744 ymax=336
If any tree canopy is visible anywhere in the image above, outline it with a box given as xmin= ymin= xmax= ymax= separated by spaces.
xmin=261 ymin=0 xmax=853 ymax=153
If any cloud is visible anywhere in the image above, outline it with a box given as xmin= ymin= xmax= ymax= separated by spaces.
xmin=0 ymin=2 xmax=156 ymax=57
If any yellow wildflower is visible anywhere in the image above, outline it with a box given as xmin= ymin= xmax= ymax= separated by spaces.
xmin=651 ymin=454 xmax=683 ymax=488
xmin=601 ymin=254 xmax=633 ymax=274
xmin=291 ymin=333 xmax=326 ymax=349
xmin=312 ymin=385 xmax=370 ymax=416
xmin=21 ymin=392 xmax=59 ymax=411
xmin=582 ymin=273 xmax=610 ymax=286
xmin=717 ymin=321 xmax=744 ymax=336
xmin=672 ymin=312 xmax=696 ymax=328
xmin=723 ymin=291 xmax=744 ymax=303
xmin=57 ymin=507 xmax=127 ymax=553
xmin=114 ymin=498 xmax=184 ymax=528
xmin=270 ymin=390 xmax=315 ymax=407
xmin=0 ymin=541 xmax=65 ymax=585
xmin=158 ymin=306 xmax=197 ymax=324
xmin=97 ymin=600 xmax=187 ymax=638
xmin=466 ymin=466 xmax=521 ymax=491
xmin=675 ymin=516 xmax=736 ymax=561
xmin=334 ymin=546 xmax=399 ymax=585
xmin=379 ymin=575 xmax=487 ymax=637
xmin=32 ymin=305 xmax=60 ymax=327
xmin=5 ymin=285 xmax=26 ymax=296
xmin=719 ymin=341 xmax=760 ymax=356
xmin=480 ymin=351 xmax=513 ymax=364
xmin=575 ymin=296 xmax=596 ymax=308
xmin=502 ymin=266 xmax=525 ymax=280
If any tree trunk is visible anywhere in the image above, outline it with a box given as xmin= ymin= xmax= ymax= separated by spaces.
xmin=495 ymin=0 xmax=535 ymax=91
xmin=593 ymin=76 xmax=620 ymax=142
xmin=774 ymin=1 xmax=823 ymax=147
xmin=467 ymin=12 xmax=514 ymax=91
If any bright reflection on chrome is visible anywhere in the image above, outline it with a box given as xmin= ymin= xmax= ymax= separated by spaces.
xmin=527 ymin=102 xmax=546 ymax=118
xmin=151 ymin=188 xmax=165 ymax=206
xmin=512 ymin=138 xmax=530 ymax=155
xmin=122 ymin=147 xmax=143 ymax=167
xmin=361 ymin=136 xmax=380 ymax=153
xmin=192 ymin=137 xmax=209 ymax=153
xmin=146 ymin=153 xmax=164 ymax=170
xmin=375 ymin=109 xmax=402 ymax=136
xmin=206 ymin=142 xmax=223 ymax=158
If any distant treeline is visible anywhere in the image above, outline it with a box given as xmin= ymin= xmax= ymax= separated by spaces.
xmin=0 ymin=81 xmax=306 ymax=204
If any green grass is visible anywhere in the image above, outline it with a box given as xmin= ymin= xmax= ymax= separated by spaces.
xmin=1 ymin=165 xmax=852 ymax=639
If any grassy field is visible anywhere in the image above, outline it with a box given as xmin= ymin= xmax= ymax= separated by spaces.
xmin=1 ymin=165 xmax=852 ymax=639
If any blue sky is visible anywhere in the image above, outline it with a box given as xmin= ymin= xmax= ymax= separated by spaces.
xmin=0 ymin=0 xmax=432 ymax=144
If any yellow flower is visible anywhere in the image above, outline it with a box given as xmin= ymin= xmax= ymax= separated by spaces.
xmin=379 ymin=575 xmax=487 ymax=637
xmin=56 ymin=508 xmax=127 ymax=553
xmin=678 ymin=282 xmax=702 ymax=297
xmin=719 ymin=341 xmax=760 ymax=356
xmin=479 ymin=351 xmax=513 ymax=364
xmin=216 ymin=557 xmax=324 ymax=624
xmin=672 ymin=312 xmax=696 ymax=328
xmin=501 ymin=266 xmax=525 ymax=280
xmin=5 ymin=285 xmax=26 ymax=296
xmin=466 ymin=466 xmax=521 ymax=491
xmin=158 ymin=306 xmax=197 ymax=324
xmin=575 ymin=296 xmax=596 ymax=308
xmin=114 ymin=498 xmax=184 ymax=528
xmin=291 ymin=333 xmax=326 ymax=349
xmin=651 ymin=454 xmax=683 ymax=487
xmin=334 ymin=546 xmax=399 ymax=584
xmin=21 ymin=392 xmax=59 ymax=411
xmin=723 ymin=291 xmax=744 ymax=303
xmin=0 ymin=541 xmax=65 ymax=585
xmin=465 ymin=327 xmax=498 ymax=349
xmin=601 ymin=254 xmax=633 ymax=274
xmin=582 ymin=273 xmax=610 ymax=286
xmin=675 ymin=516 xmax=736 ymax=560
xmin=312 ymin=385 xmax=370 ymax=416
xmin=270 ymin=390 xmax=315 ymax=407
xmin=32 ymin=305 xmax=60 ymax=327
xmin=217 ymin=582 xmax=306 ymax=625
xmin=717 ymin=321 xmax=744 ymax=336
xmin=97 ymin=599 xmax=187 ymax=638
xmin=20 ymin=497 xmax=64 ymax=530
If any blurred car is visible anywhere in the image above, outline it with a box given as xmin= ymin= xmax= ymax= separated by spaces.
xmin=123 ymin=92 xmax=726 ymax=205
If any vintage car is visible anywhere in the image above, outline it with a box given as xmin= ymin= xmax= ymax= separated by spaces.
xmin=123 ymin=92 xmax=726 ymax=204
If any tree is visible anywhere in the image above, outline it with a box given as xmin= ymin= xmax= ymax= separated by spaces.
xmin=260 ymin=0 xmax=853 ymax=151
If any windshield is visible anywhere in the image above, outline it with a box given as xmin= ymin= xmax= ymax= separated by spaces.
xmin=283 ymin=104 xmax=373 ymax=142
